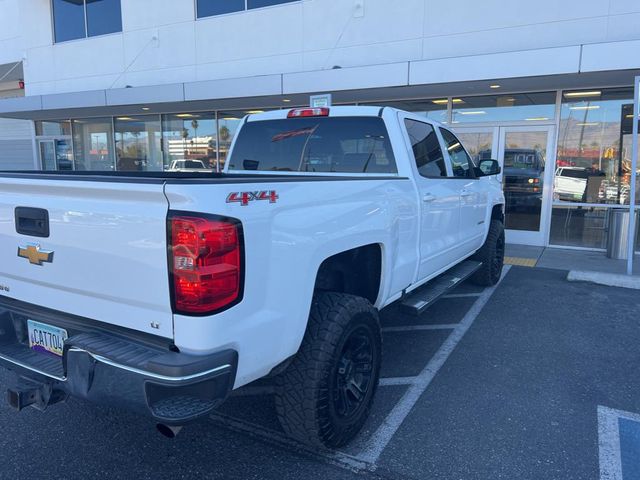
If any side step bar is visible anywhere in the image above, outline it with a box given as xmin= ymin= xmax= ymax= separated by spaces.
xmin=401 ymin=260 xmax=482 ymax=316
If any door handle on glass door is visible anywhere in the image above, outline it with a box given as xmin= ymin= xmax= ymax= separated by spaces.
xmin=423 ymin=194 xmax=437 ymax=202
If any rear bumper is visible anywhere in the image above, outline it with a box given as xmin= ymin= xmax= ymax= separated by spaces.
xmin=0 ymin=297 xmax=237 ymax=425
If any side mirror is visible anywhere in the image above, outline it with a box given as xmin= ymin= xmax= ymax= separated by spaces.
xmin=477 ymin=159 xmax=501 ymax=177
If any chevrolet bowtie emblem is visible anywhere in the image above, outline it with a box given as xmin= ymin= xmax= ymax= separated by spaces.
xmin=17 ymin=244 xmax=54 ymax=266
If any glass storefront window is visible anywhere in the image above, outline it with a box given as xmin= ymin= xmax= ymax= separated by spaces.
xmin=162 ymin=113 xmax=217 ymax=171
xmin=452 ymin=92 xmax=556 ymax=124
xmin=550 ymin=206 xmax=609 ymax=249
xmin=556 ymin=88 xmax=635 ymax=205
xmin=35 ymin=120 xmax=71 ymax=137
xmin=72 ymin=118 xmax=115 ymax=171
xmin=114 ymin=115 xmax=162 ymax=172
xmin=454 ymin=131 xmax=494 ymax=164
xmin=218 ymin=111 xmax=249 ymax=169
xmin=361 ymin=99 xmax=448 ymax=124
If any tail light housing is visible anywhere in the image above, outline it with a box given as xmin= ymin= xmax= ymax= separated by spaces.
xmin=169 ymin=213 xmax=244 ymax=315
xmin=287 ymin=108 xmax=330 ymax=118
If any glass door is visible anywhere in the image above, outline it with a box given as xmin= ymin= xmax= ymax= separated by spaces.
xmin=455 ymin=125 xmax=555 ymax=246
xmin=38 ymin=140 xmax=56 ymax=170
xmin=498 ymin=126 xmax=555 ymax=246
xmin=38 ymin=138 xmax=74 ymax=171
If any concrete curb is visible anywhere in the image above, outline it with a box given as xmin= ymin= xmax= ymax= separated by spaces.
xmin=567 ymin=270 xmax=640 ymax=290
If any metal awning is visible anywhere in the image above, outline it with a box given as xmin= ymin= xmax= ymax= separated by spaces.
xmin=2 ymin=69 xmax=640 ymax=121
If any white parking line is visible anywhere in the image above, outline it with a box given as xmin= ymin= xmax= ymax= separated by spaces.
xmin=382 ymin=324 xmax=458 ymax=333
xmin=441 ymin=293 xmax=483 ymax=299
xmin=356 ymin=266 xmax=511 ymax=464
xmin=379 ymin=376 xmax=417 ymax=386
xmin=598 ymin=405 xmax=640 ymax=480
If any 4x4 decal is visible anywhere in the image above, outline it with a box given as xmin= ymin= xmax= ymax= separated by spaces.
xmin=226 ymin=190 xmax=279 ymax=206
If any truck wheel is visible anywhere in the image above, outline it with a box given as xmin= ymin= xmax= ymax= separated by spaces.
xmin=274 ymin=292 xmax=381 ymax=448
xmin=471 ymin=219 xmax=505 ymax=286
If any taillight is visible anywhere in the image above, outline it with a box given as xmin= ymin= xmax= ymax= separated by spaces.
xmin=169 ymin=213 xmax=243 ymax=315
xmin=287 ymin=108 xmax=330 ymax=118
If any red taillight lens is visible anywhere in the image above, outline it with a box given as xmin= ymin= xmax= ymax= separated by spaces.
xmin=287 ymin=108 xmax=330 ymax=118
xmin=170 ymin=214 xmax=243 ymax=314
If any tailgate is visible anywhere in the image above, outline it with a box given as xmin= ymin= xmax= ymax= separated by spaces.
xmin=0 ymin=177 xmax=173 ymax=338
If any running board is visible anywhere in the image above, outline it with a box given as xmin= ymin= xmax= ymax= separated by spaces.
xmin=401 ymin=260 xmax=483 ymax=316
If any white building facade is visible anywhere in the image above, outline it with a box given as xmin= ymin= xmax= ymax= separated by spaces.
xmin=0 ymin=0 xmax=639 ymax=251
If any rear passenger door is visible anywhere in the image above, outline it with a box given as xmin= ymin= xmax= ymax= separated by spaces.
xmin=438 ymin=127 xmax=487 ymax=253
xmin=402 ymin=116 xmax=461 ymax=281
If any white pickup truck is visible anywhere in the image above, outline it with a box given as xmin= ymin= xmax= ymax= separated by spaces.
xmin=0 ymin=106 xmax=504 ymax=447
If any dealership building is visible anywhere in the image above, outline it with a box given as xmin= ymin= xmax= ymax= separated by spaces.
xmin=0 ymin=0 xmax=638 ymax=255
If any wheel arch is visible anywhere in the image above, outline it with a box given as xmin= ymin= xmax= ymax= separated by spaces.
xmin=313 ymin=243 xmax=383 ymax=307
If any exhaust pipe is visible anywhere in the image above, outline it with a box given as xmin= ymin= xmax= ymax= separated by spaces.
xmin=156 ymin=423 xmax=183 ymax=439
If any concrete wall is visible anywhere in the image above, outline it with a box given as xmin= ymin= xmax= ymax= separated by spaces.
xmin=2 ymin=0 xmax=638 ymax=96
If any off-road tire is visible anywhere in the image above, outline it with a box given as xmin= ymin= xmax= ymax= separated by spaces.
xmin=471 ymin=219 xmax=505 ymax=286
xmin=274 ymin=292 xmax=382 ymax=448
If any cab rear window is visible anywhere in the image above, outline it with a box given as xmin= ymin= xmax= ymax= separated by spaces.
xmin=227 ymin=117 xmax=397 ymax=174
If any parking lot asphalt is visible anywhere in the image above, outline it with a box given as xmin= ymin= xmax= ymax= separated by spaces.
xmin=1 ymin=266 xmax=639 ymax=480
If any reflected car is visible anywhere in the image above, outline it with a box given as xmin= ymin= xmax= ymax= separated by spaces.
xmin=554 ymin=167 xmax=588 ymax=202
xmin=167 ymin=159 xmax=212 ymax=172
xmin=502 ymin=149 xmax=544 ymax=209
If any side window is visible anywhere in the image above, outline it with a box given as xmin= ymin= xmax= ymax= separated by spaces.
xmin=440 ymin=128 xmax=475 ymax=178
xmin=404 ymin=119 xmax=447 ymax=178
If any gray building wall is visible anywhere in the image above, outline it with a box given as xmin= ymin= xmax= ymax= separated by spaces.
xmin=0 ymin=88 xmax=36 ymax=170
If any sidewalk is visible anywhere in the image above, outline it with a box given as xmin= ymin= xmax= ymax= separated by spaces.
xmin=505 ymin=244 xmax=640 ymax=276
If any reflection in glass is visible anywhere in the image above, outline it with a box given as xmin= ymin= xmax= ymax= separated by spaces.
xmin=86 ymin=0 xmax=123 ymax=37
xmin=217 ymin=112 xmax=245 ymax=169
xmin=228 ymin=117 xmax=397 ymax=173
xmin=502 ymin=131 xmax=547 ymax=231
xmin=248 ymin=0 xmax=298 ymax=8
xmin=52 ymin=0 xmax=86 ymax=43
xmin=162 ymin=113 xmax=217 ymax=171
xmin=452 ymin=92 xmax=556 ymax=124
xmin=39 ymin=142 xmax=56 ymax=171
xmin=114 ymin=116 xmax=162 ymax=172
xmin=72 ymin=118 xmax=115 ymax=171
xmin=55 ymin=139 xmax=74 ymax=170
xmin=550 ymin=206 xmax=609 ymax=249
xmin=35 ymin=121 xmax=71 ymax=137
xmin=197 ymin=0 xmax=245 ymax=17
xmin=556 ymin=88 xmax=636 ymax=205
xmin=454 ymin=131 xmax=494 ymax=165
xmin=361 ymin=100 xmax=448 ymax=124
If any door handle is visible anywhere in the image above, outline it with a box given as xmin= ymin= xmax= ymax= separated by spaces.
xmin=423 ymin=194 xmax=437 ymax=203
xmin=460 ymin=190 xmax=473 ymax=197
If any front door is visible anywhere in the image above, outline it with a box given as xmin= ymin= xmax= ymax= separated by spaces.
xmin=400 ymin=115 xmax=462 ymax=281
xmin=454 ymin=125 xmax=555 ymax=246
xmin=38 ymin=138 xmax=74 ymax=171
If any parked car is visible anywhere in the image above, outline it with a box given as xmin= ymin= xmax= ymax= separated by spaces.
xmin=0 ymin=106 xmax=505 ymax=448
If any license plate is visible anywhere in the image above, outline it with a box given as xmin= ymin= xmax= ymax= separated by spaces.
xmin=27 ymin=320 xmax=68 ymax=357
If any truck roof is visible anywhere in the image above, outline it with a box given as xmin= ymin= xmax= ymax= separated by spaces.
xmin=244 ymin=105 xmax=446 ymax=127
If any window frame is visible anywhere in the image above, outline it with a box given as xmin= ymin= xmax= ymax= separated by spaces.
xmin=438 ymin=127 xmax=478 ymax=180
xmin=51 ymin=0 xmax=123 ymax=44
xmin=195 ymin=0 xmax=301 ymax=19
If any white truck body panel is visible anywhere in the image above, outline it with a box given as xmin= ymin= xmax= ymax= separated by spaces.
xmin=165 ymin=177 xmax=418 ymax=386
xmin=0 ymin=178 xmax=174 ymax=338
